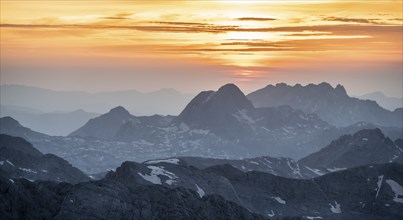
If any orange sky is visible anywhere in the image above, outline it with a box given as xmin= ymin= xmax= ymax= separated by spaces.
xmin=1 ymin=0 xmax=402 ymax=96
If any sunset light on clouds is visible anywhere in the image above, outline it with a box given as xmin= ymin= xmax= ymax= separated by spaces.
xmin=1 ymin=0 xmax=402 ymax=96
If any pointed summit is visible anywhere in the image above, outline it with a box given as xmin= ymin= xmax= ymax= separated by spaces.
xmin=335 ymin=84 xmax=347 ymax=97
xmin=0 ymin=116 xmax=21 ymax=127
xmin=108 ymin=106 xmax=131 ymax=117
xmin=214 ymin=83 xmax=253 ymax=110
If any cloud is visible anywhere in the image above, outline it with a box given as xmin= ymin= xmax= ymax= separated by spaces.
xmin=236 ymin=17 xmax=277 ymax=21
xmin=323 ymin=16 xmax=384 ymax=24
xmin=150 ymin=21 xmax=211 ymax=26
xmin=102 ymin=17 xmax=129 ymax=20
xmin=101 ymin=13 xmax=132 ymax=20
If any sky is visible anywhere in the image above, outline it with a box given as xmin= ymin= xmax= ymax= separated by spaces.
xmin=1 ymin=0 xmax=402 ymax=97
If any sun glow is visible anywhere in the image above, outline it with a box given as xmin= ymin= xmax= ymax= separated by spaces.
xmin=1 ymin=0 xmax=402 ymax=89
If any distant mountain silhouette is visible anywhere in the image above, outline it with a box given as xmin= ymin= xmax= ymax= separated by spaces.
xmin=0 ymin=84 xmax=193 ymax=116
xmin=247 ymin=82 xmax=403 ymax=127
xmin=0 ymin=134 xmax=89 ymax=183
xmin=357 ymin=91 xmax=403 ymax=111
xmin=300 ymin=128 xmax=403 ymax=169
xmin=69 ymin=106 xmax=137 ymax=139
xmin=0 ymin=105 xmax=99 ymax=136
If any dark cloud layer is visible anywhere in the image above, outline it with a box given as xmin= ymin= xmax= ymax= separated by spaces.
xmin=1 ymin=23 xmax=401 ymax=35
xmin=236 ymin=17 xmax=277 ymax=21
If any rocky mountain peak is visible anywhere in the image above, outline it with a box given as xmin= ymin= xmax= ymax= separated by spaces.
xmin=108 ymin=106 xmax=131 ymax=117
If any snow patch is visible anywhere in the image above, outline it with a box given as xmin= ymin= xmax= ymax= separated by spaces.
xmin=287 ymin=160 xmax=302 ymax=178
xmin=362 ymin=138 xmax=368 ymax=141
xmin=385 ymin=179 xmax=403 ymax=203
xmin=305 ymin=166 xmax=324 ymax=176
xmin=305 ymin=217 xmax=323 ymax=220
xmin=9 ymin=179 xmax=14 ymax=183
xmin=267 ymin=210 xmax=275 ymax=217
xmin=329 ymin=201 xmax=341 ymax=214
xmin=19 ymin=168 xmax=38 ymax=174
xmin=190 ymin=129 xmax=209 ymax=135
xmin=327 ymin=167 xmax=346 ymax=172
xmin=138 ymin=166 xmax=178 ymax=185
xmin=0 ymin=161 xmax=3 ymax=165
xmin=272 ymin=196 xmax=286 ymax=204
xmin=376 ymin=175 xmax=384 ymax=198
xmin=249 ymin=161 xmax=259 ymax=165
xmin=233 ymin=110 xmax=254 ymax=123
xmin=6 ymin=160 xmax=15 ymax=167
xmin=145 ymin=158 xmax=179 ymax=165
xmin=195 ymin=184 xmax=205 ymax=198
xmin=179 ymin=123 xmax=190 ymax=132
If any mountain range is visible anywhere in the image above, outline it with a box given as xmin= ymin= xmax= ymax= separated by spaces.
xmin=1 ymin=158 xmax=402 ymax=219
xmin=247 ymin=83 xmax=403 ymax=127
xmin=69 ymin=84 xmax=402 ymax=160
xmin=1 ymin=83 xmax=402 ymax=174
xmin=0 ymin=84 xmax=193 ymax=115
xmin=0 ymin=105 xmax=99 ymax=136
xmin=357 ymin=92 xmax=403 ymax=111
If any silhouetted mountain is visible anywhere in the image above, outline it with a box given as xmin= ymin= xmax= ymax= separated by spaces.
xmin=0 ymin=105 xmax=99 ymax=136
xmin=0 ymin=84 xmax=193 ymax=115
xmin=0 ymin=134 xmax=89 ymax=183
xmin=177 ymin=83 xmax=254 ymax=126
xmin=0 ymin=117 xmax=49 ymax=140
xmin=247 ymin=82 xmax=403 ymax=127
xmin=300 ymin=129 xmax=403 ymax=169
xmin=357 ymin=92 xmax=403 ymax=111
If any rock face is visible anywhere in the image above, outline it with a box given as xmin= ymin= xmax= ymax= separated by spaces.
xmin=109 ymin=161 xmax=403 ymax=219
xmin=103 ymin=160 xmax=402 ymax=219
xmin=247 ymin=82 xmax=403 ymax=127
xmin=0 ymin=169 xmax=266 ymax=220
xmin=0 ymin=134 xmax=90 ymax=183
xmin=299 ymin=129 xmax=403 ymax=169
